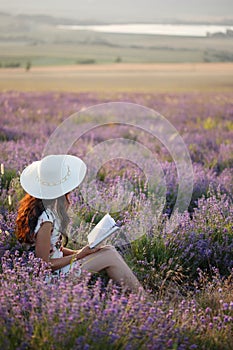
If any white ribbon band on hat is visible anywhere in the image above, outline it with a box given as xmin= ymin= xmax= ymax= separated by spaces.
xmin=36 ymin=165 xmax=71 ymax=187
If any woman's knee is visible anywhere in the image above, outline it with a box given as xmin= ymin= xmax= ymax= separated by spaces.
xmin=99 ymin=245 xmax=124 ymax=262
xmin=100 ymin=245 xmax=121 ymax=258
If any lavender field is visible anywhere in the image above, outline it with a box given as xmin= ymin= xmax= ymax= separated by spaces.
xmin=0 ymin=91 xmax=233 ymax=349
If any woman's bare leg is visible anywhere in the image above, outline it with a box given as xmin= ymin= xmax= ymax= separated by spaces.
xmin=79 ymin=245 xmax=143 ymax=293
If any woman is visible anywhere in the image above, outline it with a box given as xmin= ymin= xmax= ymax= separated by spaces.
xmin=16 ymin=154 xmax=143 ymax=294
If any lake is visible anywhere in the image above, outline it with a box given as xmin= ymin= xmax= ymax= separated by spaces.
xmin=57 ymin=23 xmax=233 ymax=37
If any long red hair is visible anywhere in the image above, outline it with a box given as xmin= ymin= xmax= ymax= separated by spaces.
xmin=16 ymin=193 xmax=70 ymax=244
xmin=16 ymin=194 xmax=45 ymax=243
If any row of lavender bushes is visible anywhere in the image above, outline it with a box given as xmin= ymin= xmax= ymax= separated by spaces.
xmin=0 ymin=91 xmax=233 ymax=349
xmin=1 ymin=249 xmax=233 ymax=350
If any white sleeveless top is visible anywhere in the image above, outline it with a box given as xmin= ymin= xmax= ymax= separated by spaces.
xmin=34 ymin=208 xmax=81 ymax=276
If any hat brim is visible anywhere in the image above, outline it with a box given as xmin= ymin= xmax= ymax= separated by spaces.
xmin=20 ymin=155 xmax=87 ymax=199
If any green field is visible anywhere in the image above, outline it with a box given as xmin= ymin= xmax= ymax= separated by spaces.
xmin=0 ymin=12 xmax=233 ymax=93
xmin=1 ymin=35 xmax=232 ymax=67
xmin=0 ymin=12 xmax=233 ymax=68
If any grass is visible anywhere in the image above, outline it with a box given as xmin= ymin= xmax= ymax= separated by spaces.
xmin=0 ymin=41 xmax=205 ymax=66
xmin=0 ymin=29 xmax=232 ymax=66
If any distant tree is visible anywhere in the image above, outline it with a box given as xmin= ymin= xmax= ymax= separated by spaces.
xmin=26 ymin=61 xmax=31 ymax=71
xmin=115 ymin=56 xmax=122 ymax=63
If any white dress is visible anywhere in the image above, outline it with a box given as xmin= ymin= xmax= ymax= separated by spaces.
xmin=34 ymin=208 xmax=81 ymax=276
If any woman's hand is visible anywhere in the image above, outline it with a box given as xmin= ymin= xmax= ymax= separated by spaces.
xmin=75 ymin=245 xmax=101 ymax=260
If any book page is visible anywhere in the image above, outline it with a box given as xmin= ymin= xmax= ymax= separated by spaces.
xmin=88 ymin=213 xmax=119 ymax=248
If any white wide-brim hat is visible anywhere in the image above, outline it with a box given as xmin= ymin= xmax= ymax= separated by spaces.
xmin=20 ymin=154 xmax=87 ymax=199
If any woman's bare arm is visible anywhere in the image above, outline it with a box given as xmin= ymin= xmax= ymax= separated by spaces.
xmin=35 ymin=222 xmax=101 ymax=271
xmin=35 ymin=222 xmax=76 ymax=271
xmin=62 ymin=246 xmax=77 ymax=256
xmin=62 ymin=246 xmax=100 ymax=257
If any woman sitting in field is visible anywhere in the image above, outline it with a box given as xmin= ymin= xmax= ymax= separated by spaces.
xmin=15 ymin=154 xmax=143 ymax=294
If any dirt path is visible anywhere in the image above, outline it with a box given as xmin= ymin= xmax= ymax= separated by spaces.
xmin=0 ymin=63 xmax=232 ymax=93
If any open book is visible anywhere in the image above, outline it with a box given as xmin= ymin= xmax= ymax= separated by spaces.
xmin=88 ymin=213 xmax=120 ymax=248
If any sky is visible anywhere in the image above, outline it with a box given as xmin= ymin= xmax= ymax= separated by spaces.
xmin=0 ymin=0 xmax=232 ymax=22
